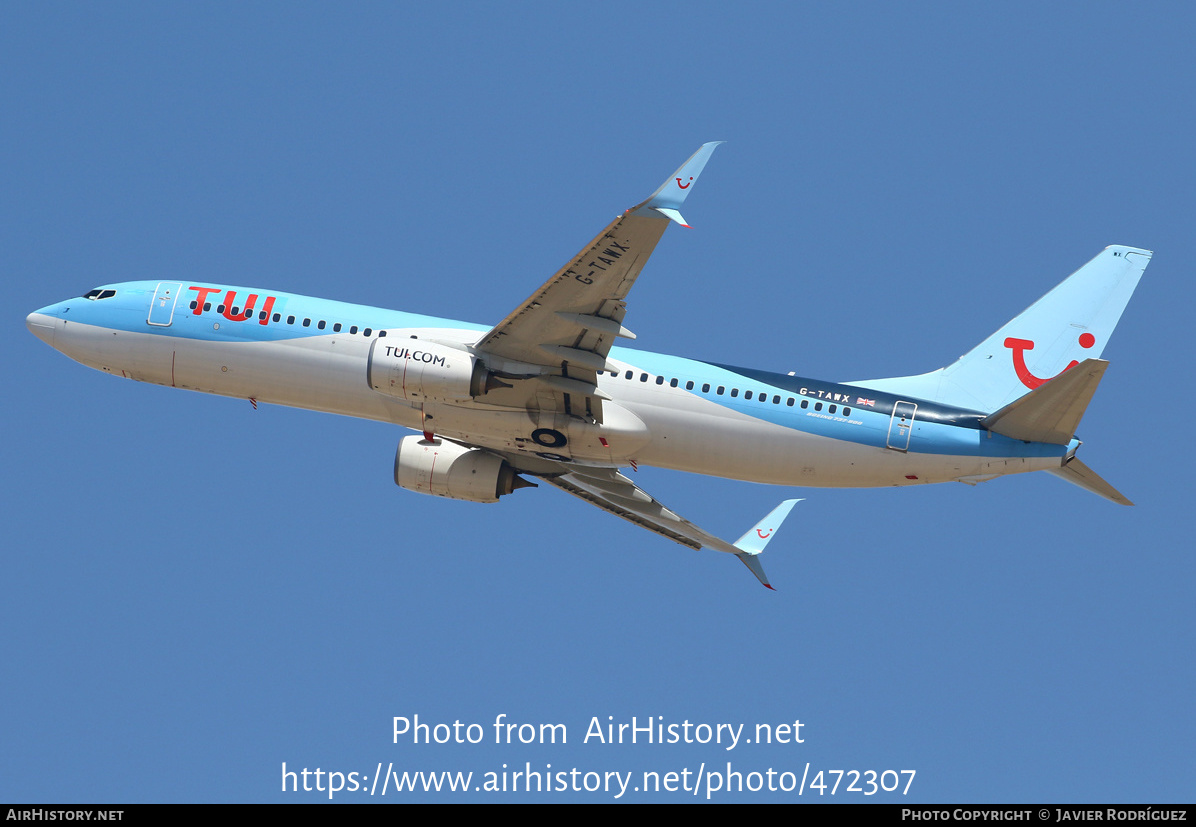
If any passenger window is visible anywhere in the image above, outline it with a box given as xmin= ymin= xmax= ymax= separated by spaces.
xmin=204 ymin=303 xmax=212 ymax=311
xmin=843 ymin=407 xmax=851 ymax=416
xmin=287 ymin=315 xmax=296 ymax=324
xmin=625 ymin=371 xmax=633 ymax=379
xmin=640 ymin=373 xmax=648 ymax=382
xmin=773 ymin=395 xmax=781 ymax=404
xmin=686 ymin=381 xmax=694 ymax=390
xmin=829 ymin=404 xmax=836 ymax=414
xmin=655 ymin=376 xmax=664 ymax=385
xmin=378 ymin=330 xmax=387 ymax=337
xmin=364 ymin=328 xmax=372 ymax=336
xmin=350 ymin=326 xmax=358 ymax=334
xmin=786 ymin=398 xmax=794 ymax=406
xmin=189 ymin=301 xmax=197 ymax=310
xmin=815 ymin=402 xmax=822 ymax=411
xmin=273 ymin=313 xmax=281 ymax=322
xmin=217 ymin=305 xmax=226 ymax=314
xmin=717 ymin=386 xmax=725 ymax=395
xmin=669 ymin=378 xmax=678 ymax=388
xmin=801 ymin=400 xmax=809 ymax=409
xmin=744 ymin=391 xmax=753 ymax=400
xmin=318 ymin=320 xmax=326 ymax=330
xmin=258 ymin=311 xmax=267 ymax=321
xmin=303 ymin=318 xmax=311 ymax=327
xmin=333 ymin=323 xmax=342 ymax=332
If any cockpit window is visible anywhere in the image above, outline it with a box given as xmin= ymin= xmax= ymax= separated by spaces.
xmin=82 ymin=289 xmax=117 ymax=300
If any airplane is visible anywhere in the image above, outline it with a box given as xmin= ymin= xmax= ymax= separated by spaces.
xmin=26 ymin=142 xmax=1150 ymax=589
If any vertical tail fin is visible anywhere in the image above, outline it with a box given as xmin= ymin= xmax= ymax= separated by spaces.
xmin=851 ymin=246 xmax=1151 ymax=412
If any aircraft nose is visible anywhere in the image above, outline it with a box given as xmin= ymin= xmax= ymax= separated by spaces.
xmin=26 ymin=309 xmax=57 ymax=347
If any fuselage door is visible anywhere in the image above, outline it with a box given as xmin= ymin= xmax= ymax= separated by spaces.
xmin=147 ymin=282 xmax=183 ymax=327
xmin=886 ymin=401 xmax=918 ymax=451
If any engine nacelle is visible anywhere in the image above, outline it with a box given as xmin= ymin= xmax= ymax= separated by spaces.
xmin=394 ymin=435 xmax=532 ymax=503
xmin=368 ymin=339 xmax=496 ymax=402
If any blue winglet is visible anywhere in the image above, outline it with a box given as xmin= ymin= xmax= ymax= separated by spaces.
xmin=732 ymin=498 xmax=801 ymax=590
xmin=629 ymin=141 xmax=724 ymax=227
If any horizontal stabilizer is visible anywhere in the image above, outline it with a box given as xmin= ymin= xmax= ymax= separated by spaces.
xmin=1046 ymin=457 xmax=1132 ymax=506
xmin=981 ymin=359 xmax=1108 ymax=445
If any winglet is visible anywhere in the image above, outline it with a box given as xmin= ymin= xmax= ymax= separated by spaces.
xmin=732 ymin=499 xmax=801 ymax=589
xmin=734 ymin=498 xmax=801 ymax=554
xmin=737 ymin=552 xmax=776 ymax=590
xmin=630 ymin=141 xmax=724 ymax=227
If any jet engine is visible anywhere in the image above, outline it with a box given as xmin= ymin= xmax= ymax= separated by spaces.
xmin=368 ymin=339 xmax=505 ymax=402
xmin=393 ymin=435 xmax=535 ymax=503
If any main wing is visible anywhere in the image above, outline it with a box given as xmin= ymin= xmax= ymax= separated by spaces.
xmin=468 ymin=143 xmax=801 ymax=589
xmin=393 ymin=143 xmax=800 ymax=587
xmin=470 ymin=142 xmax=723 ymax=422
xmin=533 ymin=461 xmax=799 ymax=589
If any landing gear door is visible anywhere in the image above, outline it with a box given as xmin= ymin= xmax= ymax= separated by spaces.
xmin=886 ymin=401 xmax=918 ymax=452
xmin=147 ymin=282 xmax=183 ymax=327
xmin=529 ymin=390 xmax=574 ymax=459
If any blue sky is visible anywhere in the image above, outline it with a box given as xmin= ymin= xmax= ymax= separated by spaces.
xmin=3 ymin=3 xmax=1193 ymax=803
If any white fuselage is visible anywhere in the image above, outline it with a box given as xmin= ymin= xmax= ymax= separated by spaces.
xmin=27 ymin=281 xmax=1068 ymax=492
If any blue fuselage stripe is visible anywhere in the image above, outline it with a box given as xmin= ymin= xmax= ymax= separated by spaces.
xmin=42 ymin=280 xmax=1067 ymax=462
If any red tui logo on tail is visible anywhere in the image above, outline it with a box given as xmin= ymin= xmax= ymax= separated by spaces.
xmin=1004 ymin=333 xmax=1096 ymax=389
